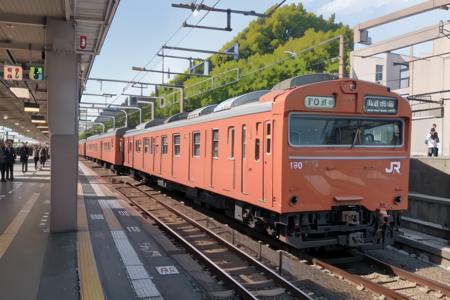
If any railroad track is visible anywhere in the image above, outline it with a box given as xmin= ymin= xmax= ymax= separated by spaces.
xmin=87 ymin=161 xmax=450 ymax=300
xmin=312 ymin=252 xmax=450 ymax=300
xmin=95 ymin=172 xmax=312 ymax=299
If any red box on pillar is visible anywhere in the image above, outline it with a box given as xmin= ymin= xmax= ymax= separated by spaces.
xmin=80 ymin=35 xmax=87 ymax=49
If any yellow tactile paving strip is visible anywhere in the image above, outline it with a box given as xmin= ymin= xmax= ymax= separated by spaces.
xmin=77 ymin=182 xmax=105 ymax=300
xmin=0 ymin=192 xmax=40 ymax=260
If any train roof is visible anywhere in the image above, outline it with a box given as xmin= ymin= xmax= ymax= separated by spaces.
xmin=124 ymin=100 xmax=272 ymax=137
xmin=135 ymin=118 xmax=165 ymax=130
xmin=165 ymin=112 xmax=190 ymax=123
xmin=187 ymin=104 xmax=217 ymax=119
xmin=213 ymin=90 xmax=270 ymax=112
xmin=271 ymin=73 xmax=337 ymax=90
xmin=86 ymin=127 xmax=128 ymax=141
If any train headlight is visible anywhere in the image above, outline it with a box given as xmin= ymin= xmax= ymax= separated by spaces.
xmin=394 ymin=196 xmax=402 ymax=205
xmin=289 ymin=195 xmax=298 ymax=206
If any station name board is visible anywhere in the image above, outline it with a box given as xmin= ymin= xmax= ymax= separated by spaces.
xmin=304 ymin=96 xmax=335 ymax=109
xmin=364 ymin=96 xmax=397 ymax=114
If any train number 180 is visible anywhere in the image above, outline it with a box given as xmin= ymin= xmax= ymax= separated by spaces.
xmin=290 ymin=161 xmax=303 ymax=170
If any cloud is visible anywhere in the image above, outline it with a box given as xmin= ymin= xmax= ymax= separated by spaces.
xmin=317 ymin=0 xmax=420 ymax=17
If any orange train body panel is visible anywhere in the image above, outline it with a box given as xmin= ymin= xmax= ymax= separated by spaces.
xmin=123 ymin=79 xmax=410 ymax=215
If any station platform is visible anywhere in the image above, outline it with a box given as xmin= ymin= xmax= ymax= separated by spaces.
xmin=0 ymin=161 xmax=216 ymax=300
xmin=396 ymin=227 xmax=450 ymax=268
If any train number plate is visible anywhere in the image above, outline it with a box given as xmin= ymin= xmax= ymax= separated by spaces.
xmin=304 ymin=96 xmax=335 ymax=109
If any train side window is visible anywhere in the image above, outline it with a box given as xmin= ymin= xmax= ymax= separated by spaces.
xmin=173 ymin=134 xmax=181 ymax=156
xmin=162 ymin=136 xmax=168 ymax=154
xmin=255 ymin=138 xmax=260 ymax=161
xmin=227 ymin=126 xmax=235 ymax=159
xmin=129 ymin=141 xmax=133 ymax=151
xmin=255 ymin=122 xmax=261 ymax=161
xmin=266 ymin=122 xmax=271 ymax=154
xmin=150 ymin=137 xmax=154 ymax=154
xmin=143 ymin=138 xmax=149 ymax=154
xmin=193 ymin=132 xmax=201 ymax=157
xmin=212 ymin=129 xmax=219 ymax=158
xmin=135 ymin=140 xmax=141 ymax=152
xmin=242 ymin=125 xmax=246 ymax=159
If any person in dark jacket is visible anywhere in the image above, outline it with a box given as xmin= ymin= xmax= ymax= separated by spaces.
xmin=19 ymin=143 xmax=29 ymax=173
xmin=0 ymin=141 xmax=6 ymax=182
xmin=39 ymin=146 xmax=47 ymax=169
xmin=33 ymin=145 xmax=40 ymax=170
xmin=5 ymin=141 xmax=16 ymax=180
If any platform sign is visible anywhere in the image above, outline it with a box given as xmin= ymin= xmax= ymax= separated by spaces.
xmin=29 ymin=66 xmax=44 ymax=80
xmin=155 ymin=266 xmax=179 ymax=275
xmin=3 ymin=65 xmax=23 ymax=80
xmin=80 ymin=35 xmax=87 ymax=49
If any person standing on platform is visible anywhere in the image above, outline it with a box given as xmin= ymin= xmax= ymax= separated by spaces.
xmin=425 ymin=128 xmax=439 ymax=157
xmin=33 ymin=145 xmax=40 ymax=170
xmin=19 ymin=142 xmax=29 ymax=173
xmin=39 ymin=146 xmax=47 ymax=169
xmin=0 ymin=141 xmax=7 ymax=182
xmin=5 ymin=141 xmax=16 ymax=181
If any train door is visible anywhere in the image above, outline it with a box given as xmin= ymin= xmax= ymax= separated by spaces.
xmin=154 ymin=136 xmax=161 ymax=174
xmin=119 ymin=138 xmax=124 ymax=165
xmin=150 ymin=137 xmax=155 ymax=173
xmin=211 ymin=129 xmax=219 ymax=188
xmin=263 ymin=121 xmax=273 ymax=204
xmin=253 ymin=122 xmax=264 ymax=201
xmin=129 ymin=137 xmax=134 ymax=167
xmin=241 ymin=125 xmax=247 ymax=194
xmin=224 ymin=126 xmax=235 ymax=191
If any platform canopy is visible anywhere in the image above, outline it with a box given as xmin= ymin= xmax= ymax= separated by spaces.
xmin=0 ymin=0 xmax=119 ymax=141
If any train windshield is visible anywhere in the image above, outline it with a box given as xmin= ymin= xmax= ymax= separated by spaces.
xmin=289 ymin=115 xmax=403 ymax=147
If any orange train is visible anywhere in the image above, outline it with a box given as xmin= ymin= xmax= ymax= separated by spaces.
xmin=80 ymin=75 xmax=411 ymax=248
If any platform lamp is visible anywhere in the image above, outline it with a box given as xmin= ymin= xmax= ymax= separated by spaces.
xmin=24 ymin=102 xmax=40 ymax=112
xmin=31 ymin=115 xmax=46 ymax=124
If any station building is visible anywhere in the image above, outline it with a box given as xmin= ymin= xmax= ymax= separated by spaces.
xmin=352 ymin=37 xmax=450 ymax=156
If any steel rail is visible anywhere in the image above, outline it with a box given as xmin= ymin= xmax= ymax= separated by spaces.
xmin=123 ymin=183 xmax=312 ymax=300
xmin=123 ymin=189 xmax=257 ymax=299
xmin=311 ymin=258 xmax=409 ymax=300
xmin=363 ymin=253 xmax=450 ymax=297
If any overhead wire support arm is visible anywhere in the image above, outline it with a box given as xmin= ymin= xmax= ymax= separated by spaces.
xmin=132 ymin=66 xmax=209 ymax=77
xmin=172 ymin=2 xmax=267 ymax=32
xmin=161 ymin=45 xmax=235 ymax=56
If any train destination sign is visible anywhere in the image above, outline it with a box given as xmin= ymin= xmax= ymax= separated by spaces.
xmin=364 ymin=96 xmax=398 ymax=114
xmin=304 ymin=96 xmax=335 ymax=109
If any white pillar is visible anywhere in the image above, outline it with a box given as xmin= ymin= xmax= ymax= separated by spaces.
xmin=46 ymin=18 xmax=78 ymax=232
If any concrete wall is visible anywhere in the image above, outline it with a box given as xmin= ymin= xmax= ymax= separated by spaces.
xmin=409 ymin=158 xmax=450 ymax=197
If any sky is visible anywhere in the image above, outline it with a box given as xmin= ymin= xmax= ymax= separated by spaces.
xmin=82 ymin=0 xmax=450 ymax=118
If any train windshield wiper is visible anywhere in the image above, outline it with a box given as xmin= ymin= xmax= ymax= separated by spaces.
xmin=351 ymin=128 xmax=360 ymax=148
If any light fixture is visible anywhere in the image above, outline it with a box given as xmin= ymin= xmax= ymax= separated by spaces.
xmin=24 ymin=102 xmax=40 ymax=112
xmin=31 ymin=115 xmax=46 ymax=123
xmin=26 ymin=129 xmax=30 ymax=132
xmin=3 ymin=115 xmax=8 ymax=120
xmin=37 ymin=125 xmax=48 ymax=129
xmin=15 ymin=122 xmax=19 ymax=126
xmin=10 ymin=87 xmax=30 ymax=99
xmin=41 ymin=130 xmax=48 ymax=133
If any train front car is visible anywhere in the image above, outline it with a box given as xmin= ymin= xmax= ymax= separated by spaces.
xmin=276 ymin=78 xmax=411 ymax=249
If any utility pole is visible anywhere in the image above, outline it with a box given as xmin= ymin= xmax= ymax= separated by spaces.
xmin=339 ymin=35 xmax=345 ymax=79
xmin=179 ymin=88 xmax=184 ymax=113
